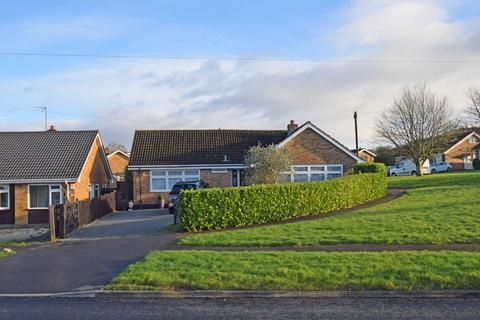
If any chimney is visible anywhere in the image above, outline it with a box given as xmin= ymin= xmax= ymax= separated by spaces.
xmin=287 ymin=120 xmax=298 ymax=135
xmin=47 ymin=125 xmax=57 ymax=132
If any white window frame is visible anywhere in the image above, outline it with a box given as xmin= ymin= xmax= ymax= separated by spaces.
xmin=28 ymin=184 xmax=63 ymax=209
xmin=150 ymin=169 xmax=200 ymax=192
xmin=469 ymin=135 xmax=478 ymax=144
xmin=0 ymin=185 xmax=10 ymax=210
xmin=211 ymin=168 xmax=228 ymax=174
xmin=281 ymin=164 xmax=344 ymax=183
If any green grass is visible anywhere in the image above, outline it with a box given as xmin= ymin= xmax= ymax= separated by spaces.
xmin=179 ymin=171 xmax=480 ymax=246
xmin=0 ymin=240 xmax=47 ymax=248
xmin=0 ymin=248 xmax=15 ymax=258
xmin=108 ymin=250 xmax=480 ymax=291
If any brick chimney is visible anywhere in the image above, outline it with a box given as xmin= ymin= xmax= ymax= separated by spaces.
xmin=287 ymin=120 xmax=298 ymax=135
xmin=47 ymin=125 xmax=57 ymax=132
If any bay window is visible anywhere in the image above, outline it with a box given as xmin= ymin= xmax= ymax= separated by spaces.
xmin=29 ymin=185 xmax=63 ymax=209
xmin=0 ymin=185 xmax=9 ymax=210
xmin=150 ymin=169 xmax=200 ymax=192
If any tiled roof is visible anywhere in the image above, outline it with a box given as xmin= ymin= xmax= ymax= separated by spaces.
xmin=129 ymin=129 xmax=288 ymax=166
xmin=0 ymin=130 xmax=98 ymax=182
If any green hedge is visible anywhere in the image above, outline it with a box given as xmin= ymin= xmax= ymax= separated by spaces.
xmin=353 ymin=162 xmax=387 ymax=176
xmin=179 ymin=170 xmax=387 ymax=231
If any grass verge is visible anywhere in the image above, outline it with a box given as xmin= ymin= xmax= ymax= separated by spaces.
xmin=179 ymin=172 xmax=480 ymax=246
xmin=108 ymin=250 xmax=480 ymax=291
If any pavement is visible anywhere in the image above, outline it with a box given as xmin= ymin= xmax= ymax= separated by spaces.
xmin=1 ymin=296 xmax=479 ymax=320
xmin=0 ymin=209 xmax=174 ymax=294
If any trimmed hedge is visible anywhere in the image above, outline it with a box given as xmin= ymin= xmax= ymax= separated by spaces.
xmin=179 ymin=169 xmax=387 ymax=231
xmin=353 ymin=162 xmax=387 ymax=176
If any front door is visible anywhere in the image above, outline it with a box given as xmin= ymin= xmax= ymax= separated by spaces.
xmin=464 ymin=156 xmax=473 ymax=170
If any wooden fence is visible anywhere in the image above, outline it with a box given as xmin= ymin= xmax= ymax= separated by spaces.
xmin=50 ymin=191 xmax=117 ymax=239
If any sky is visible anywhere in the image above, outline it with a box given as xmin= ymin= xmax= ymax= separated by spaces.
xmin=0 ymin=0 xmax=479 ymax=149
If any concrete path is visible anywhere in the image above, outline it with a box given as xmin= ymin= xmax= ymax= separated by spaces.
xmin=69 ymin=209 xmax=173 ymax=239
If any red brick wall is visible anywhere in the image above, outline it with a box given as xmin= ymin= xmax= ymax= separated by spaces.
xmin=200 ymin=170 xmax=233 ymax=188
xmin=282 ymin=128 xmax=357 ymax=173
xmin=445 ymin=135 xmax=478 ymax=171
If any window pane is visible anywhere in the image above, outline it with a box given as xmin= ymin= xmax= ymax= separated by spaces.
xmin=310 ymin=174 xmax=325 ymax=181
xmin=0 ymin=192 xmax=8 ymax=208
xmin=327 ymin=173 xmax=342 ymax=180
xmin=184 ymin=170 xmax=199 ymax=176
xmin=51 ymin=191 xmax=61 ymax=205
xmin=167 ymin=170 xmax=182 ymax=176
xmin=293 ymin=167 xmax=308 ymax=172
xmin=327 ymin=166 xmax=342 ymax=172
xmin=184 ymin=177 xmax=198 ymax=182
xmin=168 ymin=177 xmax=183 ymax=189
xmin=310 ymin=166 xmax=325 ymax=171
xmin=293 ymin=174 xmax=309 ymax=182
xmin=0 ymin=185 xmax=8 ymax=191
xmin=151 ymin=178 xmax=166 ymax=190
xmin=151 ymin=170 xmax=166 ymax=176
xmin=30 ymin=185 xmax=49 ymax=208
xmin=50 ymin=185 xmax=61 ymax=190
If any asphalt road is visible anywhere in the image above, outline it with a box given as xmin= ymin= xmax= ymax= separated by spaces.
xmin=0 ymin=297 xmax=479 ymax=320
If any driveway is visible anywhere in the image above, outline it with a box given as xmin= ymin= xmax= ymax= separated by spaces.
xmin=69 ymin=209 xmax=173 ymax=239
xmin=0 ymin=209 xmax=176 ymax=294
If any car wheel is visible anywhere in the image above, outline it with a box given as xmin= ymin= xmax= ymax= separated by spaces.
xmin=447 ymin=167 xmax=452 ymax=172
xmin=391 ymin=172 xmax=397 ymax=176
xmin=431 ymin=169 xmax=436 ymax=174
xmin=411 ymin=171 xmax=417 ymax=176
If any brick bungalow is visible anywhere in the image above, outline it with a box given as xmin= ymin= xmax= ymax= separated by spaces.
xmin=107 ymin=149 xmax=130 ymax=181
xmin=0 ymin=128 xmax=114 ymax=225
xmin=350 ymin=148 xmax=376 ymax=162
xmin=128 ymin=121 xmax=363 ymax=206
xmin=430 ymin=130 xmax=480 ymax=170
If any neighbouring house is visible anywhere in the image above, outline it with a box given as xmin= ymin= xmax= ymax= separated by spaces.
xmin=350 ymin=148 xmax=376 ymax=162
xmin=107 ymin=149 xmax=130 ymax=181
xmin=430 ymin=130 xmax=480 ymax=170
xmin=0 ymin=128 xmax=114 ymax=225
xmin=128 ymin=120 xmax=364 ymax=206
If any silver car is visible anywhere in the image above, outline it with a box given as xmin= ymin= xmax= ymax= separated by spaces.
xmin=429 ymin=162 xmax=452 ymax=173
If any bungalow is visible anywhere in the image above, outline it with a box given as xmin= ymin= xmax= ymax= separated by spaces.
xmin=0 ymin=128 xmax=114 ymax=225
xmin=128 ymin=120 xmax=363 ymax=206
xmin=107 ymin=149 xmax=130 ymax=181
xmin=430 ymin=130 xmax=480 ymax=170
xmin=350 ymin=148 xmax=376 ymax=162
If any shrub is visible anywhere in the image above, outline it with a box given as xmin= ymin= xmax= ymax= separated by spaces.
xmin=354 ymin=162 xmax=387 ymax=176
xmin=473 ymin=159 xmax=480 ymax=170
xmin=179 ymin=172 xmax=387 ymax=231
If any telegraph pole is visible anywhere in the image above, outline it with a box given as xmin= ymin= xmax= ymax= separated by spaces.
xmin=354 ymin=111 xmax=359 ymax=155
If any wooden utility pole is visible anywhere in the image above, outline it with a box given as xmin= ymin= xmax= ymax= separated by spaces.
xmin=354 ymin=111 xmax=359 ymax=155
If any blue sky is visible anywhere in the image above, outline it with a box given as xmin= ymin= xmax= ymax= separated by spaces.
xmin=0 ymin=0 xmax=479 ymax=147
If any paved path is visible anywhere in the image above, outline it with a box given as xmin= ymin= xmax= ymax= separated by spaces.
xmin=0 ymin=209 xmax=175 ymax=294
xmin=1 ymin=296 xmax=479 ymax=320
xmin=69 ymin=209 xmax=173 ymax=239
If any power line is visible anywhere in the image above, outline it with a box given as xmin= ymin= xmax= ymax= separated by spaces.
xmin=0 ymin=51 xmax=480 ymax=63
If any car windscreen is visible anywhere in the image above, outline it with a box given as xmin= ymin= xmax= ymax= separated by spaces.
xmin=171 ymin=184 xmax=197 ymax=194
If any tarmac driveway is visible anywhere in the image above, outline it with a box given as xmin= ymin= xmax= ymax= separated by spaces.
xmin=69 ymin=209 xmax=173 ymax=239
xmin=0 ymin=209 xmax=175 ymax=294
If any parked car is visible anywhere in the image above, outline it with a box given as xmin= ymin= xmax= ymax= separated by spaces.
xmin=168 ymin=180 xmax=209 ymax=215
xmin=429 ymin=161 xmax=452 ymax=173
xmin=388 ymin=159 xmax=418 ymax=176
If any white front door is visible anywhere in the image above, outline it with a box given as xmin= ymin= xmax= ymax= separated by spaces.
xmin=464 ymin=156 xmax=473 ymax=170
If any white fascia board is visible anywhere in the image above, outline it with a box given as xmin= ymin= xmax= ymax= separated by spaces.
xmin=444 ymin=131 xmax=480 ymax=154
xmin=128 ymin=164 xmax=246 ymax=170
xmin=107 ymin=149 xmax=130 ymax=158
xmin=0 ymin=179 xmax=78 ymax=184
xmin=276 ymin=122 xmax=365 ymax=162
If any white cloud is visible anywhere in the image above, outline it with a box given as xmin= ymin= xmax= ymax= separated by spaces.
xmin=1 ymin=0 xmax=480 ymax=149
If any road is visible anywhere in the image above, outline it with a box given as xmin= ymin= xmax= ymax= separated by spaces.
xmin=0 ymin=297 xmax=479 ymax=320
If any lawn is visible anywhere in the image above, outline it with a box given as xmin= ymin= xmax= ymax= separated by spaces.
xmin=108 ymin=250 xmax=480 ymax=291
xmin=179 ymin=171 xmax=480 ymax=246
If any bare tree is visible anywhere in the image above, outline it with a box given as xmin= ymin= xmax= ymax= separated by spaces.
xmin=377 ymin=84 xmax=457 ymax=176
xmin=465 ymin=87 xmax=480 ymax=125
xmin=244 ymin=144 xmax=292 ymax=185
xmin=106 ymin=141 xmax=128 ymax=153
